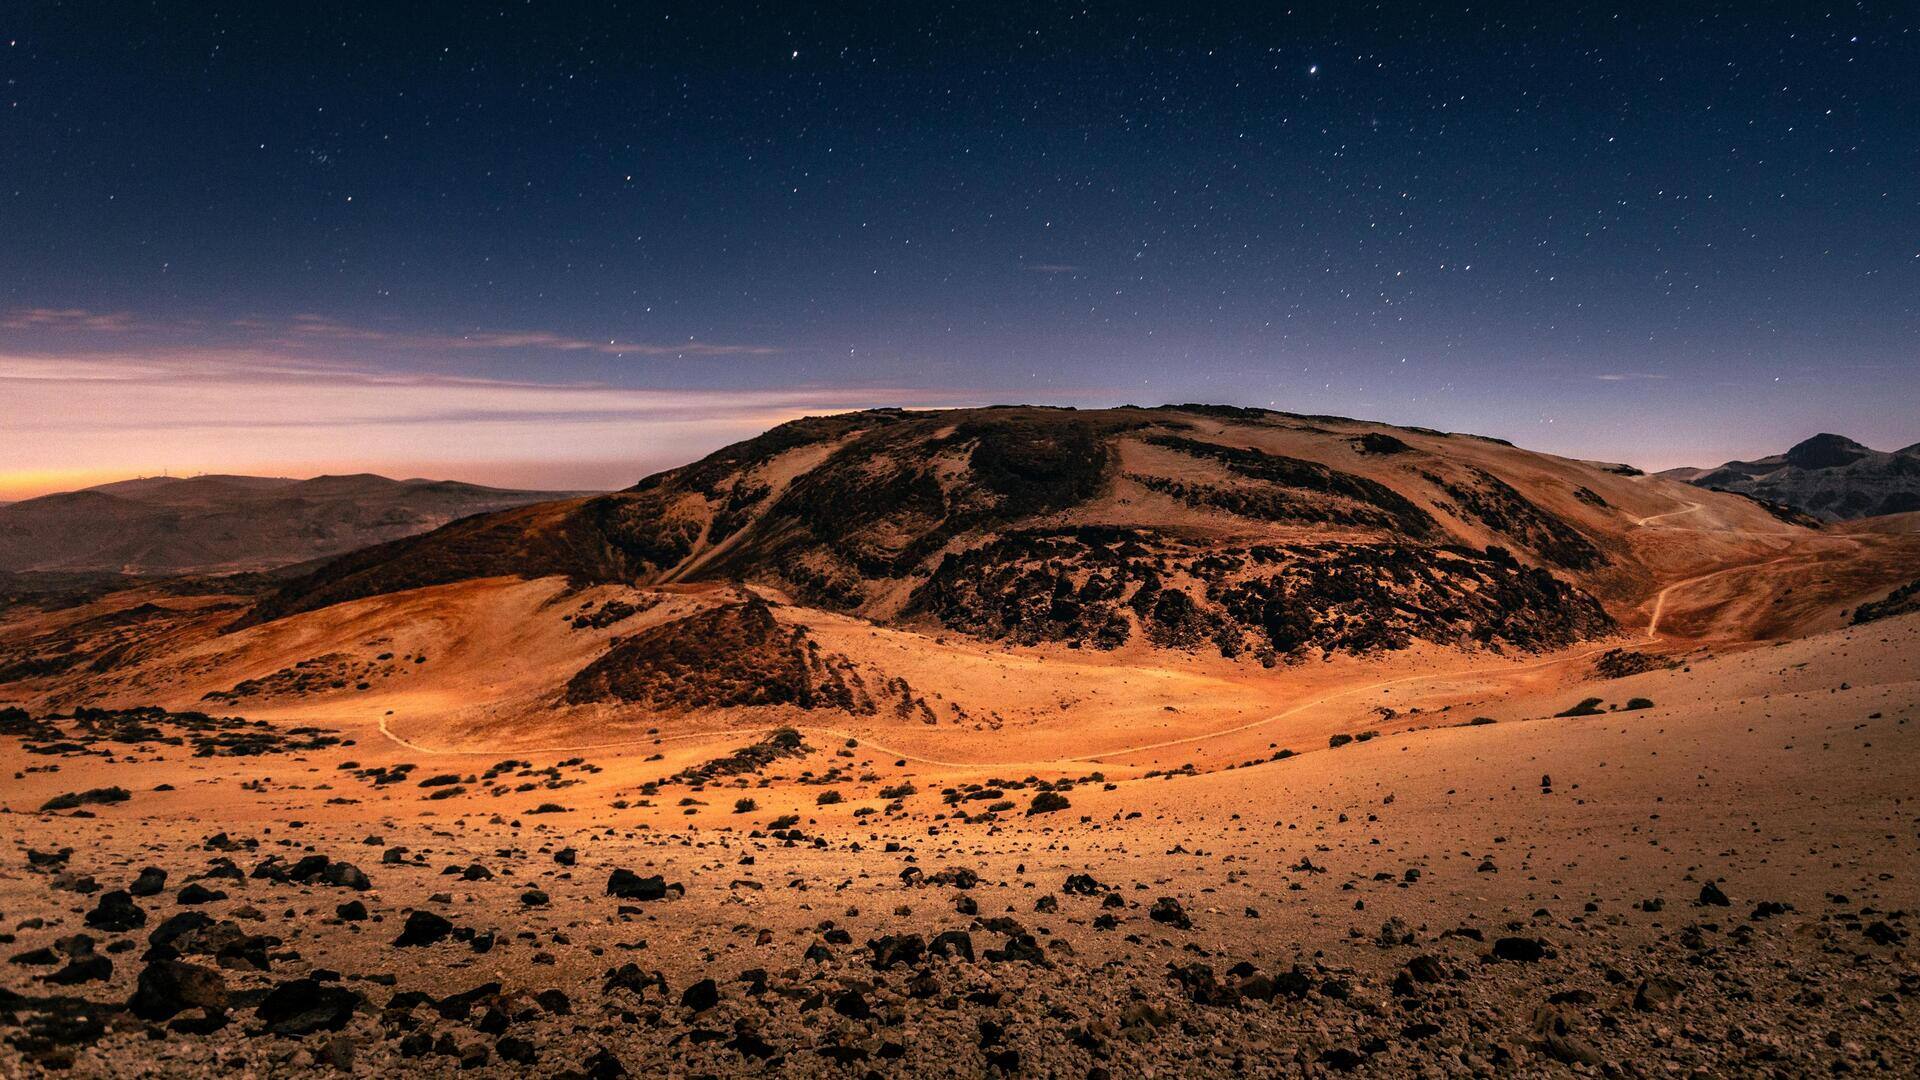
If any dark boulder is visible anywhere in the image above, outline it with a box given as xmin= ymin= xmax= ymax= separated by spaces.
xmin=128 ymin=959 xmax=228 ymax=1021
xmin=43 ymin=955 xmax=113 ymax=985
xmin=84 ymin=890 xmax=145 ymax=932
xmin=392 ymin=910 xmax=453 ymax=947
xmin=929 ymin=930 xmax=975 ymax=961
xmin=128 ymin=867 xmax=167 ymax=898
xmin=1149 ymin=897 xmax=1192 ymax=930
xmin=1062 ymin=873 xmax=1108 ymax=896
xmin=256 ymin=977 xmax=359 ymax=1036
xmin=321 ymin=861 xmax=371 ymax=891
xmin=1490 ymin=937 xmax=1548 ymax=963
xmin=605 ymin=869 xmax=681 ymax=901
xmin=680 ymin=979 xmax=719 ymax=1012
xmin=868 ymin=933 xmax=926 ymax=970
xmin=175 ymin=883 xmax=226 ymax=905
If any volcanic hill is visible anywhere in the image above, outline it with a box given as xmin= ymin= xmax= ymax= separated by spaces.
xmin=242 ymin=405 xmax=1659 ymax=646
xmin=9 ymin=404 xmax=1912 ymax=757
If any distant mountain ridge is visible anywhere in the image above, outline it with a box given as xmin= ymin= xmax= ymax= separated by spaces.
xmin=1661 ymin=434 xmax=1920 ymax=521
xmin=0 ymin=473 xmax=586 ymax=574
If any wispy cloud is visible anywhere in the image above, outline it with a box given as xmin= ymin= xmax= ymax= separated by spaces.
xmin=1022 ymin=264 xmax=1082 ymax=275
xmin=279 ymin=314 xmax=777 ymax=357
xmin=0 ymin=307 xmax=143 ymax=332
xmin=1593 ymin=372 xmax=1669 ymax=382
xmin=3 ymin=307 xmax=777 ymax=359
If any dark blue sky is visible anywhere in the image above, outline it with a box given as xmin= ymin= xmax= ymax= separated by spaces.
xmin=3 ymin=3 xmax=1916 ymax=494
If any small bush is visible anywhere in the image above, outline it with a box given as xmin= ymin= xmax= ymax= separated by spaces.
xmin=733 ymin=797 xmax=757 ymax=813
xmin=816 ymin=790 xmax=843 ymax=806
xmin=1622 ymin=697 xmax=1654 ymax=711
xmin=1027 ymin=791 xmax=1071 ymax=815
xmin=1555 ymin=697 xmax=1605 ymax=717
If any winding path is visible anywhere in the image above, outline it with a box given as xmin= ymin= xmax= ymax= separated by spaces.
xmin=1633 ymin=500 xmax=1704 ymax=528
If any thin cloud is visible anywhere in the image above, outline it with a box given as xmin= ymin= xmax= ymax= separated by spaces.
xmin=1023 ymin=264 xmax=1082 ymax=274
xmin=0 ymin=345 xmax=993 ymax=495
xmin=1594 ymin=372 xmax=1670 ymax=382
xmin=281 ymin=314 xmax=778 ymax=357
xmin=2 ymin=307 xmax=777 ymax=358
xmin=0 ymin=307 xmax=141 ymax=332
xmin=0 ymin=347 xmax=950 ymax=419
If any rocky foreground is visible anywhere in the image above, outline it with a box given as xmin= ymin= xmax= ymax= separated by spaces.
xmin=4 ymin=612 xmax=1919 ymax=1077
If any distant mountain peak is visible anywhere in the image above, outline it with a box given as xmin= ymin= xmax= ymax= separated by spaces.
xmin=1783 ymin=433 xmax=1871 ymax=470
xmin=1676 ymin=432 xmax=1918 ymax=521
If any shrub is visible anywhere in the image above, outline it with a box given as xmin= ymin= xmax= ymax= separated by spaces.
xmin=1027 ymin=791 xmax=1071 ymax=815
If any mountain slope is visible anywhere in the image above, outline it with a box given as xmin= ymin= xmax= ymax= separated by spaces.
xmin=0 ymin=473 xmax=584 ymax=574
xmin=12 ymin=405 xmax=1909 ymax=753
xmin=1662 ymin=433 xmax=1920 ymax=520
xmin=239 ymin=406 xmax=1800 ymax=662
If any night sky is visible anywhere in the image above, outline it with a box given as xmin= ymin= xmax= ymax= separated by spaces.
xmin=3 ymin=3 xmax=1916 ymax=497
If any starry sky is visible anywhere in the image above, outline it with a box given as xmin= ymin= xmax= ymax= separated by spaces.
xmin=2 ymin=2 xmax=1916 ymax=498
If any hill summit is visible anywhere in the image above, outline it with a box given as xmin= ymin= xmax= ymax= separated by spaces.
xmin=241 ymin=405 xmax=1672 ymax=662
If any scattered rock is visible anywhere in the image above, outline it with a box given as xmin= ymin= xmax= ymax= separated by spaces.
xmin=256 ymin=977 xmax=359 ymax=1036
xmin=128 ymin=959 xmax=228 ymax=1021
xmin=392 ymin=910 xmax=453 ymax=947
xmin=606 ymin=869 xmax=683 ymax=901
xmin=84 ymin=890 xmax=145 ymax=932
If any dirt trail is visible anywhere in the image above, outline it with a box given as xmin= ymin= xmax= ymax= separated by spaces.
xmin=1644 ymin=553 xmax=1799 ymax=636
xmin=1633 ymin=499 xmax=1704 ymax=527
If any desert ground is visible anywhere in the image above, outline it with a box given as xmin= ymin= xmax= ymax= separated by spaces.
xmin=3 ymin=409 xmax=1918 ymax=1076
